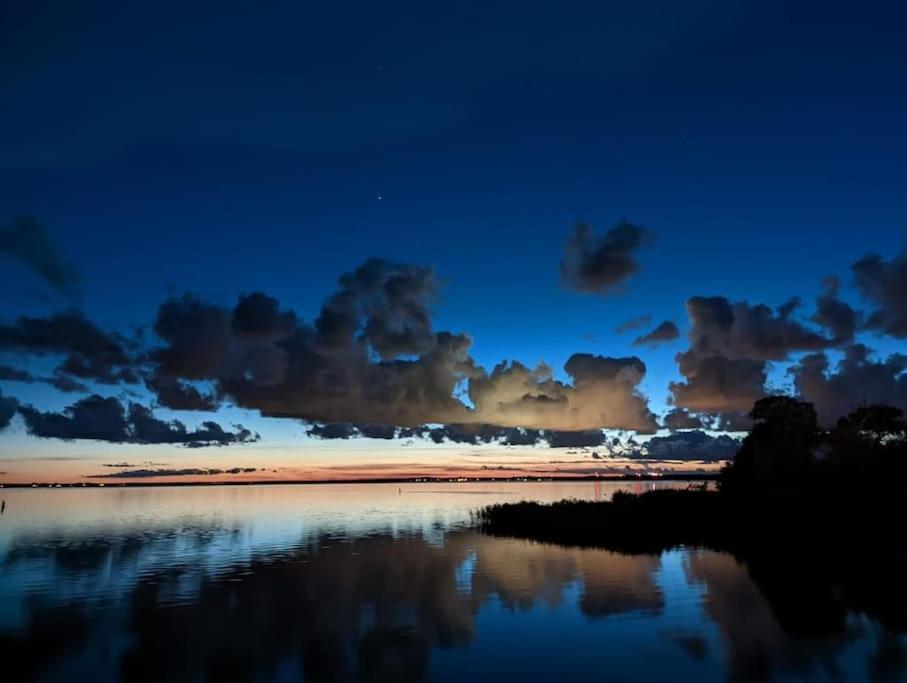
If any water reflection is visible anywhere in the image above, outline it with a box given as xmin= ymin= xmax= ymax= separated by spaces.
xmin=0 ymin=485 xmax=904 ymax=681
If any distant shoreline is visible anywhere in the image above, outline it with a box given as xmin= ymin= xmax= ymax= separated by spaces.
xmin=0 ymin=473 xmax=718 ymax=489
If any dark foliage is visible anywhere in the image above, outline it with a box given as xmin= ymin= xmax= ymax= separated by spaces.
xmin=477 ymin=396 xmax=907 ymax=638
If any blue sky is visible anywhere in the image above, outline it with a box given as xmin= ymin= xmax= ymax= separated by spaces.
xmin=1 ymin=1 xmax=906 ymax=480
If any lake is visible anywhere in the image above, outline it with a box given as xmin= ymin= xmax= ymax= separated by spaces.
xmin=0 ymin=482 xmax=903 ymax=682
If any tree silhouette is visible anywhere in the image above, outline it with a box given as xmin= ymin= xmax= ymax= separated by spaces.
xmin=720 ymin=396 xmax=819 ymax=491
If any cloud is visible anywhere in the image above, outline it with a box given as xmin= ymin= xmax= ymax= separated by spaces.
xmin=46 ymin=373 xmax=90 ymax=393
xmin=811 ymin=277 xmax=858 ymax=345
xmin=147 ymin=260 xmax=659 ymax=434
xmin=0 ymin=217 xmax=80 ymax=299
xmin=17 ymin=394 xmax=258 ymax=446
xmin=616 ymin=315 xmax=651 ymax=334
xmin=0 ymin=363 xmax=91 ymax=393
xmin=790 ymin=344 xmax=907 ymax=426
xmin=668 ymin=292 xmax=847 ymax=427
xmin=670 ymin=352 xmax=768 ymax=415
xmin=662 ymin=408 xmax=703 ymax=430
xmin=852 ymin=246 xmax=907 ymax=337
xmin=560 ymin=221 xmax=650 ymax=294
xmin=633 ymin=320 xmax=680 ymax=347
xmin=0 ymin=388 xmax=18 ymax=430
xmin=468 ymin=355 xmax=658 ymax=432
xmin=543 ymin=429 xmax=608 ymax=448
xmin=88 ymin=467 xmax=260 ymax=478
xmin=0 ymin=364 xmax=34 ymax=382
xmin=232 ymin=292 xmax=297 ymax=340
xmin=0 ymin=311 xmax=137 ymax=385
xmin=307 ymin=423 xmax=359 ymax=440
xmin=682 ymin=295 xmax=834 ymax=361
xmin=305 ymin=420 xmax=613 ymax=448
xmin=643 ymin=430 xmax=740 ymax=462
xmin=145 ymin=375 xmax=219 ymax=411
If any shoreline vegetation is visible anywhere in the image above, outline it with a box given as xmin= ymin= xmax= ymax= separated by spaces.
xmin=476 ymin=397 xmax=907 ymax=637
xmin=477 ymin=397 xmax=907 ymax=553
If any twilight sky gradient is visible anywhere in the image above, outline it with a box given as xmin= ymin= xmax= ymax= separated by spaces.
xmin=1 ymin=1 xmax=906 ymax=482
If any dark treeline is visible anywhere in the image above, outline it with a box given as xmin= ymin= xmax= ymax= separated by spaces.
xmin=720 ymin=397 xmax=907 ymax=493
xmin=477 ymin=397 xmax=907 ymax=639
xmin=480 ymin=396 xmax=907 ymax=550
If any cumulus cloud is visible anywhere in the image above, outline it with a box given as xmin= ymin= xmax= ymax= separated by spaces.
xmin=306 ymin=420 xmax=616 ymax=448
xmin=146 ymin=260 xmax=659 ymax=434
xmin=17 ymin=394 xmax=258 ymax=446
xmin=0 ymin=311 xmax=137 ymax=385
xmin=468 ymin=355 xmax=658 ymax=432
xmin=852 ymin=247 xmax=907 ymax=337
xmin=671 ymin=352 xmax=767 ymax=415
xmin=662 ymin=408 xmax=703 ymax=430
xmin=633 ymin=320 xmax=679 ymax=347
xmin=543 ymin=429 xmax=608 ymax=448
xmin=0 ymin=388 xmax=17 ymax=430
xmin=560 ymin=221 xmax=650 ymax=294
xmin=307 ymin=423 xmax=359 ymax=440
xmin=682 ymin=296 xmax=834 ymax=361
xmin=790 ymin=344 xmax=907 ymax=426
xmin=643 ymin=430 xmax=740 ymax=462
xmin=145 ymin=375 xmax=219 ymax=411
xmin=668 ymin=292 xmax=848 ymax=427
xmin=0 ymin=217 xmax=80 ymax=299
xmin=812 ymin=277 xmax=858 ymax=345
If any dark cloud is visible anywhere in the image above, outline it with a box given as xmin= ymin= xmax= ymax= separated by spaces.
xmin=0 ymin=364 xmax=85 ymax=395
xmin=88 ymin=467 xmax=259 ymax=478
xmin=811 ymin=277 xmax=858 ymax=345
xmin=643 ymin=430 xmax=740 ymax=461
xmin=232 ymin=292 xmax=297 ymax=340
xmin=669 ymin=292 xmax=846 ymax=426
xmin=307 ymin=422 xmax=542 ymax=446
xmin=357 ymin=424 xmax=398 ymax=440
xmin=319 ymin=258 xmax=438 ymax=360
xmin=633 ymin=320 xmax=680 ymax=347
xmin=148 ymin=260 xmax=659 ymax=434
xmin=17 ymin=394 xmax=258 ymax=446
xmin=662 ymin=408 xmax=704 ymax=430
xmin=306 ymin=420 xmax=622 ymax=449
xmin=560 ymin=221 xmax=650 ymax=294
xmin=145 ymin=375 xmax=219 ymax=411
xmin=683 ymin=296 xmax=833 ymax=361
xmin=46 ymin=373 xmax=89 ymax=393
xmin=0 ymin=388 xmax=18 ymax=430
xmin=307 ymin=423 xmax=359 ymax=440
xmin=543 ymin=429 xmax=607 ymax=448
xmin=0 ymin=311 xmax=137 ymax=385
xmin=790 ymin=344 xmax=907 ymax=426
xmin=0 ymin=217 xmax=80 ymax=299
xmin=616 ymin=314 xmax=651 ymax=334
xmin=501 ymin=428 xmax=542 ymax=446
xmin=0 ymin=364 xmax=34 ymax=382
xmin=852 ymin=247 xmax=907 ymax=337
xmin=152 ymin=294 xmax=234 ymax=380
xmin=423 ymin=424 xmax=541 ymax=445
xmin=149 ymin=263 xmax=477 ymax=428
xmin=671 ymin=351 xmax=768 ymax=415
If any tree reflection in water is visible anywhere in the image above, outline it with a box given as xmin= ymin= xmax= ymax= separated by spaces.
xmin=0 ymin=526 xmax=905 ymax=681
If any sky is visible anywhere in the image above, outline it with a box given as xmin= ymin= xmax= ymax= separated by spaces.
xmin=1 ymin=0 xmax=906 ymax=483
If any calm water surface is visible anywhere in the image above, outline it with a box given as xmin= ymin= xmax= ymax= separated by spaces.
xmin=0 ymin=482 xmax=903 ymax=682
